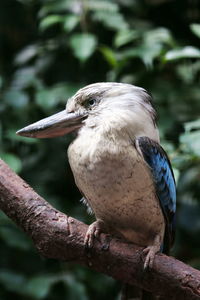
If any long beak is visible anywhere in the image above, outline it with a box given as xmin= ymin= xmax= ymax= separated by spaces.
xmin=16 ymin=110 xmax=87 ymax=138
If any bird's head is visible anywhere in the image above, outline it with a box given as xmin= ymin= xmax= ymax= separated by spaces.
xmin=17 ymin=82 xmax=159 ymax=141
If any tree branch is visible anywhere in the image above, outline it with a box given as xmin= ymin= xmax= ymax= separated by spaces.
xmin=0 ymin=158 xmax=199 ymax=299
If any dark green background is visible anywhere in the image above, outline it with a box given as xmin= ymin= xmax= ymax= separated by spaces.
xmin=1 ymin=0 xmax=200 ymax=299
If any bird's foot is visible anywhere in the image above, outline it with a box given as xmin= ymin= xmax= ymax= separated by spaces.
xmin=84 ymin=219 xmax=106 ymax=249
xmin=142 ymin=233 xmax=162 ymax=270
xmin=142 ymin=245 xmax=158 ymax=270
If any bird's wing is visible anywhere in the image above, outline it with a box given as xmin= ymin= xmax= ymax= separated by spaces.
xmin=136 ymin=136 xmax=176 ymax=253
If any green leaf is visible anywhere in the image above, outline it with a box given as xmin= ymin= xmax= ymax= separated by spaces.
xmin=144 ymin=28 xmax=173 ymax=46
xmin=117 ymin=28 xmax=173 ymax=67
xmin=0 ymin=271 xmax=26 ymax=293
xmin=15 ymin=45 xmax=39 ymax=65
xmin=35 ymin=89 xmax=59 ymax=110
xmin=165 ymin=46 xmax=200 ymax=61
xmin=190 ymin=23 xmax=200 ymax=39
xmin=69 ymin=33 xmax=97 ymax=62
xmin=87 ymin=0 xmax=119 ymax=12
xmin=99 ymin=46 xmax=118 ymax=67
xmin=63 ymin=274 xmax=88 ymax=300
xmin=140 ymin=45 xmax=162 ymax=67
xmin=11 ymin=67 xmax=37 ymax=89
xmin=3 ymin=90 xmax=29 ymax=108
xmin=114 ymin=29 xmax=138 ymax=48
xmin=36 ymin=83 xmax=80 ymax=110
xmin=0 ymin=153 xmax=22 ymax=173
xmin=180 ymin=131 xmax=200 ymax=156
xmin=176 ymin=63 xmax=195 ymax=84
xmin=39 ymin=15 xmax=64 ymax=32
xmin=93 ymin=11 xmax=128 ymax=31
xmin=63 ymin=15 xmax=80 ymax=32
xmin=38 ymin=0 xmax=72 ymax=18
xmin=120 ymin=44 xmax=162 ymax=68
xmin=184 ymin=119 xmax=200 ymax=132
xmin=141 ymin=28 xmax=174 ymax=66
xmin=25 ymin=276 xmax=55 ymax=299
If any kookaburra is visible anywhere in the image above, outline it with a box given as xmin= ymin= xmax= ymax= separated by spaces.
xmin=17 ymin=82 xmax=176 ymax=298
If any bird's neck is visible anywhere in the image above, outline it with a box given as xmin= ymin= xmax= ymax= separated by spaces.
xmin=69 ymin=117 xmax=159 ymax=165
xmin=81 ymin=125 xmax=133 ymax=148
xmin=68 ymin=125 xmax=132 ymax=165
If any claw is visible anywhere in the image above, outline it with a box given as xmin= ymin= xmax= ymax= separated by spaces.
xmin=84 ymin=220 xmax=104 ymax=248
xmin=143 ymin=245 xmax=158 ymax=270
xmin=142 ymin=233 xmax=163 ymax=270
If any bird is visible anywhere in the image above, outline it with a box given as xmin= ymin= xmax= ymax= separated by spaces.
xmin=17 ymin=82 xmax=176 ymax=299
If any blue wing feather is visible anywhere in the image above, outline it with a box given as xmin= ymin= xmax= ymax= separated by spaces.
xmin=137 ymin=137 xmax=176 ymax=252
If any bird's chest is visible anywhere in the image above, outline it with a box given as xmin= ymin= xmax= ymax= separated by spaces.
xmin=68 ymin=134 xmax=164 ymax=245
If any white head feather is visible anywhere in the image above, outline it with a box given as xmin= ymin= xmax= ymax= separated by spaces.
xmin=66 ymin=82 xmax=159 ymax=142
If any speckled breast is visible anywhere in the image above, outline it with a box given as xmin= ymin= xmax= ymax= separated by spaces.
xmin=68 ymin=137 xmax=165 ymax=246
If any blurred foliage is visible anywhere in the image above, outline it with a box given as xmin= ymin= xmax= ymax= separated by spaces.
xmin=1 ymin=0 xmax=200 ymax=299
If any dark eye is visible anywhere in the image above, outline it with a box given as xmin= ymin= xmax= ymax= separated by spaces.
xmin=88 ymin=99 xmax=96 ymax=107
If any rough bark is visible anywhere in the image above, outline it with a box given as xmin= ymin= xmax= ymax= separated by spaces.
xmin=0 ymin=158 xmax=200 ymax=299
